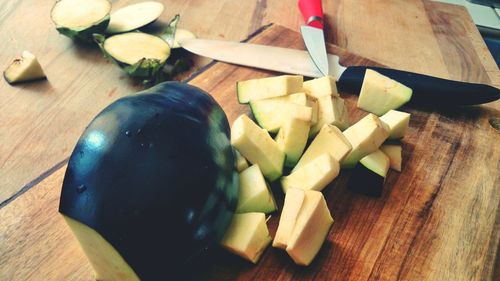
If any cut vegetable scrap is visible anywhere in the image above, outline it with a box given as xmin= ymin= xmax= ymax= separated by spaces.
xmin=3 ymin=51 xmax=46 ymax=84
xmin=236 ymin=164 xmax=277 ymax=214
xmin=380 ymin=110 xmax=411 ymax=139
xmin=357 ymin=69 xmax=413 ymax=116
xmin=51 ymin=0 xmax=111 ymax=42
xmin=303 ymin=76 xmax=339 ymax=98
xmin=237 ymin=75 xmax=303 ymax=103
xmin=220 ymin=212 xmax=272 ymax=264
xmin=106 ymin=1 xmax=164 ymax=34
xmin=294 ymin=124 xmax=352 ymax=171
xmin=281 ymin=153 xmax=339 ymax=193
xmin=231 ymin=115 xmax=284 ymax=181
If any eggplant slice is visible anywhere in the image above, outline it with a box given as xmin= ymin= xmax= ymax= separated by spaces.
xmin=51 ymin=0 xmax=111 ymax=42
xmin=95 ymin=32 xmax=170 ymax=78
xmin=106 ymin=1 xmax=164 ymax=34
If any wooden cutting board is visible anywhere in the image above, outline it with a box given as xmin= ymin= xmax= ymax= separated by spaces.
xmin=2 ymin=0 xmax=500 ymax=207
xmin=0 ymin=25 xmax=498 ymax=281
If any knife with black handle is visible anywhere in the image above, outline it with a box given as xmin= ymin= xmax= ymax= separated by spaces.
xmin=337 ymin=66 xmax=500 ymax=106
xmin=179 ymin=33 xmax=500 ymax=106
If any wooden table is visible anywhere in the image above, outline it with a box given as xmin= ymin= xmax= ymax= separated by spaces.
xmin=1 ymin=0 xmax=499 ymax=280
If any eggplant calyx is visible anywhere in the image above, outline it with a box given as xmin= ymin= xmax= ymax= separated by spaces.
xmin=160 ymin=14 xmax=180 ymax=48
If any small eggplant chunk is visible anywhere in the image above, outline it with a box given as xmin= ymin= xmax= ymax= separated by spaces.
xmin=341 ymin=113 xmax=390 ymax=168
xmin=273 ymin=188 xmax=334 ymax=266
xmin=220 ymin=212 xmax=272 ymax=264
xmin=380 ymin=110 xmax=411 ymax=140
xmin=281 ymin=153 xmax=339 ymax=194
xmin=303 ymin=76 xmax=339 ymax=98
xmin=250 ymin=100 xmax=312 ymax=133
xmin=51 ymin=0 xmax=111 ymax=42
xmin=348 ymin=150 xmax=390 ymax=197
xmin=309 ymin=96 xmax=349 ymax=136
xmin=294 ymin=124 xmax=352 ymax=171
xmin=285 ymin=189 xmax=334 ymax=266
xmin=3 ymin=51 xmax=46 ymax=84
xmin=275 ymin=112 xmax=311 ymax=167
xmin=231 ymin=115 xmax=285 ymax=181
xmin=236 ymin=164 xmax=277 ymax=214
xmin=237 ymin=75 xmax=303 ymax=104
xmin=357 ymin=69 xmax=413 ymax=116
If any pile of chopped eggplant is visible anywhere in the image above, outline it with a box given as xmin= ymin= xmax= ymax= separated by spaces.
xmin=221 ymin=72 xmax=412 ymax=264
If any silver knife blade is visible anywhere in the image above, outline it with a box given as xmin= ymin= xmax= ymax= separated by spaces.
xmin=300 ymin=25 xmax=329 ymax=76
xmin=179 ymin=38 xmax=346 ymax=79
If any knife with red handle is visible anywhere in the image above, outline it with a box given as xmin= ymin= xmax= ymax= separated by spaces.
xmin=298 ymin=0 xmax=329 ymax=76
xmin=298 ymin=0 xmax=324 ymax=29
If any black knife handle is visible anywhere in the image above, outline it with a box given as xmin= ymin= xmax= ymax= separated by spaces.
xmin=337 ymin=66 xmax=500 ymax=106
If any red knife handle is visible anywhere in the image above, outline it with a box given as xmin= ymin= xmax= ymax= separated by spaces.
xmin=298 ymin=0 xmax=324 ymax=29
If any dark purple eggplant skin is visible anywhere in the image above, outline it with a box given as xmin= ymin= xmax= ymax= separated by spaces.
xmin=59 ymin=81 xmax=238 ymax=280
xmin=347 ymin=162 xmax=385 ymax=197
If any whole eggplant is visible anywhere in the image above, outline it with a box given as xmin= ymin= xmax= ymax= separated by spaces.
xmin=59 ymin=82 xmax=238 ymax=280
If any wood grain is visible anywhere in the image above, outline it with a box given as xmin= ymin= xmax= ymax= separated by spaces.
xmin=0 ymin=166 xmax=92 ymax=281
xmin=1 ymin=0 xmax=499 ymax=205
xmin=328 ymin=0 xmax=500 ymax=87
xmin=422 ymin=1 xmax=500 ymax=111
xmin=1 ymin=25 xmax=499 ymax=281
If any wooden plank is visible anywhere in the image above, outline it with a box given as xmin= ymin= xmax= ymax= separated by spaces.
xmin=0 ymin=0 xmax=262 ymax=204
xmin=1 ymin=25 xmax=499 ymax=281
xmin=0 ymin=166 xmax=92 ymax=281
xmin=1 ymin=0 xmax=498 ymax=204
